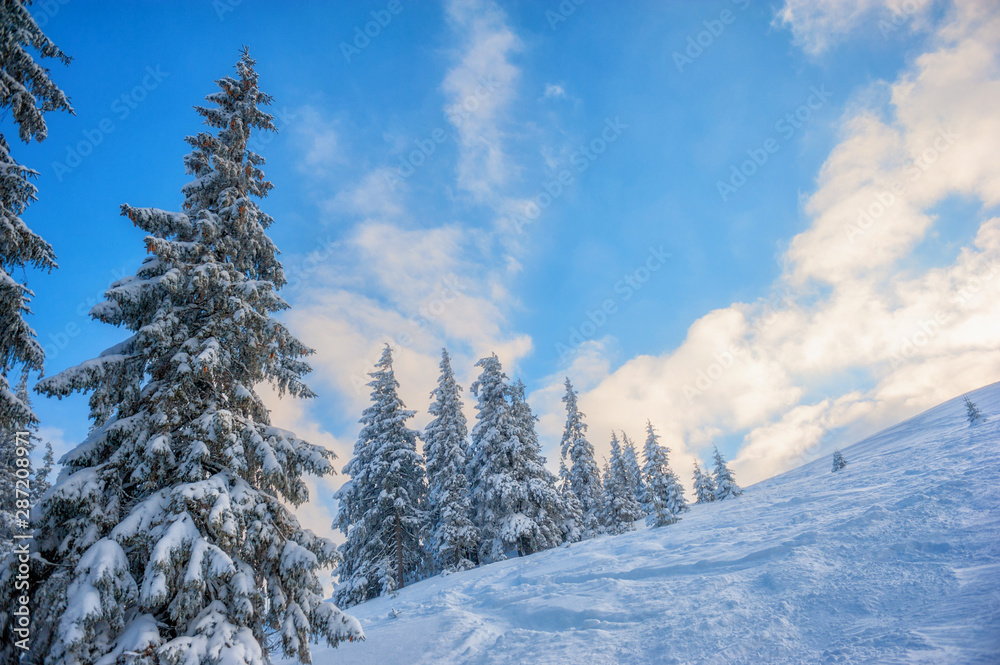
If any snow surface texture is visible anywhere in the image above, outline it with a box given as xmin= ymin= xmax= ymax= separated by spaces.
xmin=288 ymin=383 xmax=1000 ymax=664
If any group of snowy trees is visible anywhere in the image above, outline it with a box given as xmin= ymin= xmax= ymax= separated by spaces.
xmin=333 ymin=352 xmax=741 ymax=607
xmin=0 ymin=35 xmax=363 ymax=665
xmin=690 ymin=447 xmax=743 ymax=504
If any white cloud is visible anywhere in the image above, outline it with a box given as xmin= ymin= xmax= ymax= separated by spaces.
xmin=329 ymin=167 xmax=405 ymax=219
xmin=442 ymin=0 xmax=522 ymax=202
xmin=776 ymin=0 xmax=938 ymax=54
xmin=544 ymin=83 xmax=566 ymax=99
xmin=291 ymin=105 xmax=342 ymax=171
xmin=555 ymin=0 xmax=1000 ymax=487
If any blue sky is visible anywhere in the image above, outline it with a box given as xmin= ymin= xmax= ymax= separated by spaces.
xmin=15 ymin=0 xmax=1000 ymax=539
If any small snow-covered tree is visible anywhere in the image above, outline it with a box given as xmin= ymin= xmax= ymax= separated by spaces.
xmin=423 ymin=348 xmax=477 ymax=573
xmin=964 ymin=395 xmax=984 ymax=426
xmin=831 ymin=449 xmax=847 ymax=472
xmin=467 ymin=355 xmax=562 ymax=563
xmin=0 ymin=0 xmax=72 ymax=432
xmin=640 ymin=421 xmax=688 ymax=527
xmin=712 ymin=446 xmax=742 ymax=501
xmin=335 ymin=345 xmax=428 ymax=606
xmin=599 ymin=432 xmax=644 ymax=534
xmin=4 ymin=50 xmax=363 ymax=665
xmin=692 ymin=462 xmax=715 ymax=504
xmin=558 ymin=378 xmax=602 ymax=538
xmin=620 ymin=431 xmax=644 ymax=509
xmin=35 ymin=440 xmax=54 ymax=495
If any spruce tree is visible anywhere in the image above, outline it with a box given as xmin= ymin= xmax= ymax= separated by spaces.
xmin=35 ymin=439 xmax=54 ymax=495
xmin=640 ymin=421 xmax=688 ymax=527
xmin=964 ymin=395 xmax=984 ymax=426
xmin=599 ymin=432 xmax=644 ymax=534
xmin=620 ymin=431 xmax=644 ymax=509
xmin=693 ymin=462 xmax=716 ymax=504
xmin=831 ymin=450 xmax=847 ymax=472
xmin=335 ymin=345 xmax=427 ymax=606
xmin=558 ymin=378 xmax=602 ymax=538
xmin=712 ymin=446 xmax=743 ymax=501
xmin=0 ymin=0 xmax=73 ymax=431
xmin=422 ymin=348 xmax=477 ymax=573
xmin=3 ymin=50 xmax=362 ymax=665
xmin=467 ymin=355 xmax=561 ymax=563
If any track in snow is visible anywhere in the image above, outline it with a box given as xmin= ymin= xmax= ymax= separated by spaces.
xmin=289 ymin=383 xmax=1000 ymax=664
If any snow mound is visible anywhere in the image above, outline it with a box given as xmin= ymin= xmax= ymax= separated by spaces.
xmin=287 ymin=383 xmax=1000 ymax=664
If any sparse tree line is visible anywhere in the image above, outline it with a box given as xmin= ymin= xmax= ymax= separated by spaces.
xmin=332 ymin=346 xmax=744 ymax=607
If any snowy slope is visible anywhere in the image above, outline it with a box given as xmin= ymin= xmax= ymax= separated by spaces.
xmin=293 ymin=383 xmax=1000 ymax=664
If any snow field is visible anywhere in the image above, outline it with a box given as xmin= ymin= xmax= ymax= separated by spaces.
xmin=292 ymin=383 xmax=1000 ymax=664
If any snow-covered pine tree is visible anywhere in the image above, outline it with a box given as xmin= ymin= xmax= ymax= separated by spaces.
xmin=964 ymin=395 xmax=984 ymax=426
xmin=335 ymin=345 xmax=428 ymax=606
xmin=467 ymin=355 xmax=562 ymax=563
xmin=640 ymin=421 xmax=688 ymax=527
xmin=692 ymin=461 xmax=716 ymax=504
xmin=508 ymin=378 xmax=563 ymax=548
xmin=422 ymin=348 xmax=477 ymax=573
xmin=620 ymin=431 xmax=644 ymax=510
xmin=556 ymin=467 xmax=584 ymax=544
xmin=711 ymin=446 xmax=742 ymax=501
xmin=0 ymin=1 xmax=73 ymax=434
xmin=558 ymin=378 xmax=602 ymax=538
xmin=35 ymin=440 xmax=54 ymax=495
xmin=599 ymin=432 xmax=644 ymax=534
xmin=831 ymin=449 xmax=848 ymax=472
xmin=4 ymin=50 xmax=363 ymax=665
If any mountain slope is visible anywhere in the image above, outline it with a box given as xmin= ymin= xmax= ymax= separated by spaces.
xmin=294 ymin=383 xmax=1000 ymax=664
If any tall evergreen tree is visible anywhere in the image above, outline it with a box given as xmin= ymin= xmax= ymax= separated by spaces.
xmin=692 ymin=462 xmax=715 ymax=504
xmin=558 ymin=378 xmax=602 ymax=538
xmin=3 ymin=50 xmax=362 ymax=665
xmin=599 ymin=432 xmax=644 ymax=534
xmin=831 ymin=449 xmax=848 ymax=472
xmin=467 ymin=355 xmax=561 ymax=563
xmin=620 ymin=431 xmax=644 ymax=509
xmin=422 ymin=348 xmax=477 ymax=573
xmin=335 ymin=345 xmax=427 ymax=606
xmin=640 ymin=421 xmax=688 ymax=527
xmin=712 ymin=446 xmax=742 ymax=501
xmin=0 ymin=0 xmax=73 ymax=431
